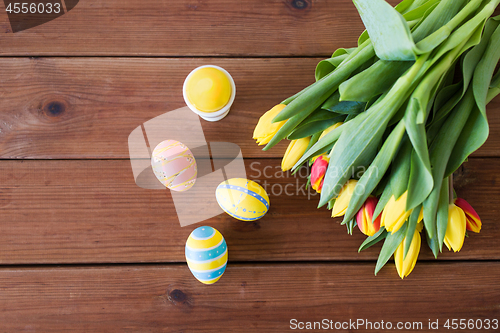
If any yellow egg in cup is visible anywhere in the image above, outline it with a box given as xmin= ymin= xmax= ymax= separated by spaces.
xmin=183 ymin=65 xmax=236 ymax=122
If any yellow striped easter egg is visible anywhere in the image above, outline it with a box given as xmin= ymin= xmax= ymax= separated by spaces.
xmin=215 ymin=178 xmax=270 ymax=221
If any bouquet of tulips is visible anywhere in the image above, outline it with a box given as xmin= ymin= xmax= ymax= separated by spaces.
xmin=253 ymin=0 xmax=500 ymax=278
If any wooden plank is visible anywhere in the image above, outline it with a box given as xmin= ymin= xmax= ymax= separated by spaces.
xmin=0 ymin=158 xmax=498 ymax=264
xmin=0 ymin=0 xmax=399 ymax=56
xmin=0 ymin=262 xmax=499 ymax=331
xmin=0 ymin=57 xmax=499 ymax=159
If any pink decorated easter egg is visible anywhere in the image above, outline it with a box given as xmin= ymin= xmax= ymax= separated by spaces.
xmin=151 ymin=140 xmax=197 ymax=191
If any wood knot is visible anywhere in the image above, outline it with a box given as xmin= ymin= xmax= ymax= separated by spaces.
xmin=164 ymin=286 xmax=193 ymax=312
xmin=43 ymin=101 xmax=65 ymax=117
xmin=168 ymin=289 xmax=188 ymax=304
xmin=287 ymin=0 xmax=311 ymax=10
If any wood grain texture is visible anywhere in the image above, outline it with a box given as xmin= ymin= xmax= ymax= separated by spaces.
xmin=0 ymin=262 xmax=499 ymax=332
xmin=0 ymin=0 xmax=402 ymax=56
xmin=0 ymin=57 xmax=498 ymax=159
xmin=0 ymin=158 xmax=497 ymax=264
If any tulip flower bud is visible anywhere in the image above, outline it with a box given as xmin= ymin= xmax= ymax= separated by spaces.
xmin=454 ymin=198 xmax=481 ymax=233
xmin=444 ymin=203 xmax=467 ymax=252
xmin=319 ymin=122 xmax=343 ymax=140
xmin=331 ymin=179 xmax=358 ymax=217
xmin=310 ymin=155 xmax=330 ymax=193
xmin=281 ymin=137 xmax=311 ymax=172
xmin=394 ymin=229 xmax=421 ymax=279
xmin=253 ymin=104 xmax=287 ymax=146
xmin=356 ymin=196 xmax=381 ymax=236
xmin=381 ymin=191 xmax=411 ymax=234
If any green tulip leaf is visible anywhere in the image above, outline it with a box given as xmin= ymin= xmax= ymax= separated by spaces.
xmin=423 ymin=88 xmax=476 ymax=239
xmin=406 ymin=148 xmax=433 ymax=211
xmin=402 ymin=0 xmax=440 ymax=21
xmin=390 ymin=138 xmax=412 ymax=200
xmin=358 ymin=30 xmax=370 ymax=46
xmin=446 ymin=16 xmax=500 ymax=176
xmin=327 ymin=198 xmax=336 ymax=211
xmin=396 ymin=0 xmax=433 ymax=15
xmin=321 ymin=91 xmax=341 ymax=110
xmin=316 ymin=47 xmax=358 ymax=81
xmin=426 ymin=228 xmax=440 ymax=259
xmin=359 ymin=228 xmax=388 ymax=252
xmin=353 ymin=0 xmax=416 ymax=61
xmin=319 ymin=54 xmax=430 ymax=208
xmin=411 ymin=0 xmax=469 ymax=51
xmin=323 ymin=101 xmax=367 ymax=115
xmin=436 ymin=177 xmax=450 ymax=252
xmin=375 ymin=223 xmax=408 ymax=275
xmin=346 ymin=218 xmax=357 ymax=235
xmin=291 ymin=123 xmax=346 ymax=171
xmin=339 ymin=60 xmax=414 ymax=102
xmin=272 ymin=41 xmax=375 ymax=123
xmin=343 ymin=121 xmax=406 ymax=224
xmin=487 ymin=67 xmax=500 ymax=102
xmin=406 ymin=15 xmax=489 ymax=211
xmin=288 ymin=115 xmax=345 ymax=140
xmin=473 ymin=18 xmax=500 ymax=127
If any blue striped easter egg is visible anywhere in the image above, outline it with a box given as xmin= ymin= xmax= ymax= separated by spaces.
xmin=185 ymin=226 xmax=228 ymax=285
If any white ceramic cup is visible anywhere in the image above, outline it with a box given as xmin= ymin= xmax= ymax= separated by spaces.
xmin=183 ymin=65 xmax=236 ymax=122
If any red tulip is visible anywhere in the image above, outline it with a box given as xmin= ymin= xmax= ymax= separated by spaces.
xmin=356 ymin=196 xmax=381 ymax=236
xmin=310 ymin=155 xmax=329 ymax=193
xmin=454 ymin=198 xmax=481 ymax=233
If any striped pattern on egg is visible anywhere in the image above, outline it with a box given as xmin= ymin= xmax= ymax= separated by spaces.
xmin=215 ymin=178 xmax=270 ymax=221
xmin=185 ymin=226 xmax=228 ymax=284
xmin=151 ymin=140 xmax=197 ymax=191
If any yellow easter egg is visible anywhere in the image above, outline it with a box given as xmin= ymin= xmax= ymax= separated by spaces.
xmin=185 ymin=226 xmax=228 ymax=285
xmin=185 ymin=67 xmax=232 ymax=113
xmin=215 ymin=178 xmax=270 ymax=221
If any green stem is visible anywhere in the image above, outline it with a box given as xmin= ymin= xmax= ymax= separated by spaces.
xmin=448 ymin=173 xmax=454 ymax=204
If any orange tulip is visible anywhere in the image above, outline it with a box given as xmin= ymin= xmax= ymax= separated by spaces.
xmin=356 ymin=197 xmax=381 ymax=236
xmin=310 ymin=155 xmax=329 ymax=193
xmin=454 ymin=198 xmax=481 ymax=233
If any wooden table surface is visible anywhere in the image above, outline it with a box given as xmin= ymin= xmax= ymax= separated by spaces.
xmin=0 ymin=0 xmax=499 ymax=331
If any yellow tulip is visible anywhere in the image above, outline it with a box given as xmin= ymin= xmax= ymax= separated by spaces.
xmin=319 ymin=122 xmax=343 ymax=140
xmin=381 ymin=191 xmax=412 ymax=233
xmin=253 ymin=104 xmax=287 ymax=145
xmin=394 ymin=227 xmax=421 ymax=279
xmin=331 ymin=179 xmax=358 ymax=217
xmin=281 ymin=137 xmax=310 ymax=171
xmin=444 ymin=204 xmax=467 ymax=252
